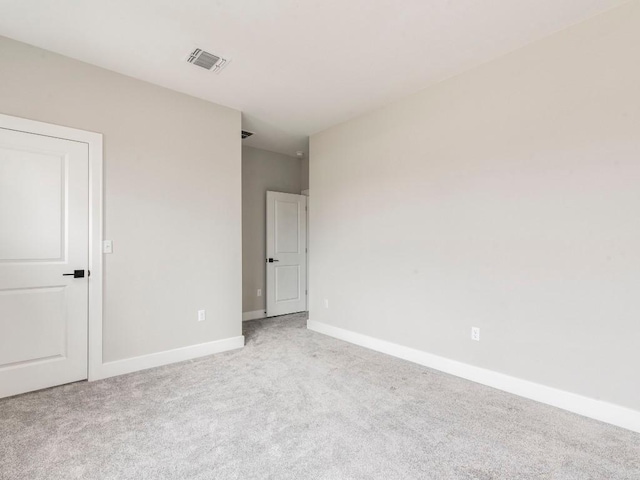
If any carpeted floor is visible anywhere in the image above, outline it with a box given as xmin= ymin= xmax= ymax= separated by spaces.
xmin=1 ymin=313 xmax=639 ymax=479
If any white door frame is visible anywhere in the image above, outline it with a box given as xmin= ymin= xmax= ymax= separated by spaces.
xmin=0 ymin=113 xmax=104 ymax=382
xmin=301 ymin=189 xmax=309 ymax=311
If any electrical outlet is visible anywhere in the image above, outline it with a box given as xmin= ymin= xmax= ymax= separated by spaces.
xmin=471 ymin=327 xmax=480 ymax=341
xmin=324 ymin=299 xmax=329 ymax=309
xmin=257 ymin=289 xmax=262 ymax=297
xmin=198 ymin=310 xmax=206 ymax=322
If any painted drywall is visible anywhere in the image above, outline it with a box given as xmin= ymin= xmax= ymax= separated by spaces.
xmin=242 ymin=146 xmax=302 ymax=313
xmin=301 ymin=156 xmax=310 ymax=192
xmin=0 ymin=36 xmax=242 ymax=362
xmin=309 ymin=2 xmax=640 ymax=412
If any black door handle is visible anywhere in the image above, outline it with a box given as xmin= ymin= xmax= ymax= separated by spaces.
xmin=267 ymin=258 xmax=279 ymax=263
xmin=63 ymin=270 xmax=85 ymax=278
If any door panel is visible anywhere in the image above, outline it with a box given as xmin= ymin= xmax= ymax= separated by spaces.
xmin=266 ymin=192 xmax=307 ymax=317
xmin=275 ymin=265 xmax=300 ymax=302
xmin=275 ymin=201 xmax=300 ymax=253
xmin=0 ymin=148 xmax=65 ymax=261
xmin=0 ymin=286 xmax=66 ymax=366
xmin=0 ymin=127 xmax=89 ymax=398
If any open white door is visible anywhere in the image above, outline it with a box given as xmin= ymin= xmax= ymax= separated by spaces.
xmin=0 ymin=127 xmax=89 ymax=398
xmin=266 ymin=191 xmax=307 ymax=317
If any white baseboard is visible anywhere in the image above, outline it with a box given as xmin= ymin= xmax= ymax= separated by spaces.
xmin=96 ymin=335 xmax=245 ymax=380
xmin=242 ymin=310 xmax=266 ymax=321
xmin=307 ymin=320 xmax=640 ymax=434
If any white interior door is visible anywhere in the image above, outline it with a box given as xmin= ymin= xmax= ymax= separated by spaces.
xmin=0 ymin=127 xmax=89 ymax=398
xmin=266 ymin=191 xmax=307 ymax=317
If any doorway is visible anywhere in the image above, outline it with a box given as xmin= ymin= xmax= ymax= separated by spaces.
xmin=240 ymin=146 xmax=308 ymax=321
xmin=0 ymin=114 xmax=103 ymax=398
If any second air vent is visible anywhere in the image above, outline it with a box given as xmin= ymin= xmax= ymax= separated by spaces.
xmin=187 ymin=48 xmax=228 ymax=73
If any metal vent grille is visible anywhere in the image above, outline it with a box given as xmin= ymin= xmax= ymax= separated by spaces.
xmin=241 ymin=130 xmax=254 ymax=139
xmin=187 ymin=48 xmax=227 ymax=72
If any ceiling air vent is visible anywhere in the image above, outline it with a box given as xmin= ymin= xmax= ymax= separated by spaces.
xmin=187 ymin=48 xmax=228 ymax=73
xmin=241 ymin=130 xmax=254 ymax=139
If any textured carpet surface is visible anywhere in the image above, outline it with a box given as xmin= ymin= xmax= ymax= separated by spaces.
xmin=1 ymin=313 xmax=639 ymax=479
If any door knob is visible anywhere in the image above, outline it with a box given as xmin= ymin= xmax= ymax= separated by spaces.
xmin=62 ymin=270 xmax=85 ymax=278
xmin=267 ymin=258 xmax=279 ymax=263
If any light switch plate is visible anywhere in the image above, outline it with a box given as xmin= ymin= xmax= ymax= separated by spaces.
xmin=103 ymin=240 xmax=113 ymax=254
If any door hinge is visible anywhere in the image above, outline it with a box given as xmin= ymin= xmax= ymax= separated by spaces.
xmin=305 ymin=290 xmax=308 ymax=295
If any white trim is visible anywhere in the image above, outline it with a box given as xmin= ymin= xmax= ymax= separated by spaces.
xmin=99 ymin=336 xmax=245 ymax=379
xmin=0 ymin=114 xmax=104 ymax=382
xmin=87 ymin=127 xmax=104 ymax=382
xmin=303 ymin=193 xmax=309 ymax=311
xmin=243 ymin=310 xmax=266 ymax=321
xmin=307 ymin=320 xmax=640 ymax=434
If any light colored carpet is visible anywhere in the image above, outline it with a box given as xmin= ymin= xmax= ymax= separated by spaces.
xmin=1 ymin=312 xmax=639 ymax=479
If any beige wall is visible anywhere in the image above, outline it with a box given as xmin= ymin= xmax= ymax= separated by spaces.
xmin=0 ymin=36 xmax=242 ymax=362
xmin=242 ymin=146 xmax=302 ymax=313
xmin=310 ymin=2 xmax=640 ymax=411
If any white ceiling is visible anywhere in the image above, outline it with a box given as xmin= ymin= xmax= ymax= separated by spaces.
xmin=0 ymin=0 xmax=629 ymax=156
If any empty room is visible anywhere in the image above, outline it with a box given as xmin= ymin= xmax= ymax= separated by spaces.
xmin=1 ymin=0 xmax=639 ymax=478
